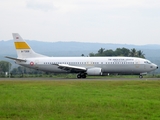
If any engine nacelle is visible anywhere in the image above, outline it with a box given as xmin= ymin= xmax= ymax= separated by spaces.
xmin=87 ymin=67 xmax=103 ymax=76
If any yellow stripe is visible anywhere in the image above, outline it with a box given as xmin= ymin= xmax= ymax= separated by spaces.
xmin=14 ymin=42 xmax=30 ymax=49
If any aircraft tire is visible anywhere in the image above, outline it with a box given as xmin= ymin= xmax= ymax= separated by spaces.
xmin=77 ymin=73 xmax=86 ymax=79
xmin=139 ymin=75 xmax=143 ymax=79
xmin=77 ymin=74 xmax=81 ymax=79
xmin=81 ymin=74 xmax=86 ymax=78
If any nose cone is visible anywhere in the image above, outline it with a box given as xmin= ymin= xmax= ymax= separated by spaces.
xmin=153 ymin=63 xmax=158 ymax=70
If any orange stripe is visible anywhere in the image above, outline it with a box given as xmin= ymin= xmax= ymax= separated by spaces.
xmin=14 ymin=42 xmax=30 ymax=49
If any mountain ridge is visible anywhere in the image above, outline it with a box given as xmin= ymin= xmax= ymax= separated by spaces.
xmin=1 ymin=40 xmax=160 ymax=57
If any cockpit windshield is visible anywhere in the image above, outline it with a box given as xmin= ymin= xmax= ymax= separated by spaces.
xmin=144 ymin=60 xmax=151 ymax=64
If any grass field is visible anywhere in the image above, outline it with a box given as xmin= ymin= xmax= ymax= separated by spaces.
xmin=0 ymin=79 xmax=160 ymax=120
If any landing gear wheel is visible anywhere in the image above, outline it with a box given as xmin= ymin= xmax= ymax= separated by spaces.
xmin=81 ymin=74 xmax=86 ymax=78
xmin=77 ymin=73 xmax=87 ymax=79
xmin=77 ymin=74 xmax=81 ymax=79
xmin=139 ymin=75 xmax=143 ymax=79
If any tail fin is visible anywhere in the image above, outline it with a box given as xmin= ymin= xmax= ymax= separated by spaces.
xmin=13 ymin=33 xmax=47 ymax=58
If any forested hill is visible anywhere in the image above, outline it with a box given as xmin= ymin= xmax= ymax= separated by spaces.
xmin=1 ymin=40 xmax=160 ymax=58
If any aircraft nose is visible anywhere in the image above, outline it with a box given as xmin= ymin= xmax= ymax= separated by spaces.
xmin=152 ymin=64 xmax=158 ymax=70
xmin=154 ymin=64 xmax=158 ymax=69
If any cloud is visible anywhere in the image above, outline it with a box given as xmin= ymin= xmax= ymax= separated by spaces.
xmin=1 ymin=0 xmax=160 ymax=45
xmin=26 ymin=0 xmax=56 ymax=12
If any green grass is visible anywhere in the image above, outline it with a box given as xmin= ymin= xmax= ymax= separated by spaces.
xmin=1 ymin=73 xmax=159 ymax=79
xmin=0 ymin=79 xmax=160 ymax=120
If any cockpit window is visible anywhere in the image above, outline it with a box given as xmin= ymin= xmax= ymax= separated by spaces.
xmin=144 ymin=61 xmax=151 ymax=64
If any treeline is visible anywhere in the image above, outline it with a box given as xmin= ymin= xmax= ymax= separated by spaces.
xmin=89 ymin=48 xmax=145 ymax=58
xmin=0 ymin=61 xmax=11 ymax=74
xmin=0 ymin=60 xmax=43 ymax=76
xmin=11 ymin=66 xmax=44 ymax=75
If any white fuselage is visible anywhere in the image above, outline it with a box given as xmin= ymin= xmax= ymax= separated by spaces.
xmin=16 ymin=56 xmax=158 ymax=75
xmin=7 ymin=33 xmax=158 ymax=78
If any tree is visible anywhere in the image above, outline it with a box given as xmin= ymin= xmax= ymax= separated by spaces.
xmin=115 ymin=48 xmax=123 ymax=56
xmin=0 ymin=61 xmax=12 ymax=74
xmin=81 ymin=54 xmax=84 ymax=57
xmin=98 ymin=48 xmax=105 ymax=55
xmin=11 ymin=68 xmax=18 ymax=74
xmin=11 ymin=66 xmax=44 ymax=75
xmin=121 ymin=47 xmax=130 ymax=56
xmin=129 ymin=48 xmax=137 ymax=57
xmin=89 ymin=47 xmax=145 ymax=58
xmin=89 ymin=53 xmax=95 ymax=57
xmin=104 ymin=49 xmax=115 ymax=56
xmin=137 ymin=50 xmax=145 ymax=58
xmin=97 ymin=48 xmax=105 ymax=56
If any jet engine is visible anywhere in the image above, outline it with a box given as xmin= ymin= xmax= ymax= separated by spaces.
xmin=86 ymin=67 xmax=103 ymax=76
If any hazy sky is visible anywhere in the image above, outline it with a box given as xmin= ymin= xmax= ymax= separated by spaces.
xmin=1 ymin=0 xmax=160 ymax=45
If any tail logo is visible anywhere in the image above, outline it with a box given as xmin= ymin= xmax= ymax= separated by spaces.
xmin=30 ymin=62 xmax=34 ymax=66
xmin=14 ymin=42 xmax=30 ymax=49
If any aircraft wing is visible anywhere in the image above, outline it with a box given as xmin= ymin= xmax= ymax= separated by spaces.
xmin=54 ymin=64 xmax=87 ymax=73
xmin=5 ymin=56 xmax=26 ymax=62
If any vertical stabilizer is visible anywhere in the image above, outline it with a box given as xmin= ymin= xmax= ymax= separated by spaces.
xmin=12 ymin=33 xmax=46 ymax=58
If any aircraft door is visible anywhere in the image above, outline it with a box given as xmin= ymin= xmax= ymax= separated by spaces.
xmin=144 ymin=63 xmax=146 ymax=69
xmin=34 ymin=60 xmax=39 ymax=69
xmin=135 ymin=60 xmax=140 ymax=68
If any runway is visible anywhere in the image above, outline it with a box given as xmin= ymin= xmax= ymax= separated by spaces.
xmin=0 ymin=77 xmax=160 ymax=81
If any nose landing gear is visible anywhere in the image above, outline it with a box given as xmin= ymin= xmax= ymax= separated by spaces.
xmin=139 ymin=75 xmax=143 ymax=79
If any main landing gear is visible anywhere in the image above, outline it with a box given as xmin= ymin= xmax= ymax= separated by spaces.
xmin=77 ymin=73 xmax=87 ymax=79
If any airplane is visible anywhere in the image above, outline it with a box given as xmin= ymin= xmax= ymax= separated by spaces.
xmin=5 ymin=33 xmax=158 ymax=78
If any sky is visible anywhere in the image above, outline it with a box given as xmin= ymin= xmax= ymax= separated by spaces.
xmin=0 ymin=0 xmax=160 ymax=45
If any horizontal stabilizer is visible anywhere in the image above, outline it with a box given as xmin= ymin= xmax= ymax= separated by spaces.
xmin=5 ymin=56 xmax=26 ymax=62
